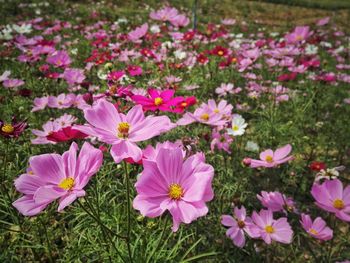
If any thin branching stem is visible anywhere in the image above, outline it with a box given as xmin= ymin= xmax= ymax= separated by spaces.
xmin=123 ymin=161 xmax=133 ymax=263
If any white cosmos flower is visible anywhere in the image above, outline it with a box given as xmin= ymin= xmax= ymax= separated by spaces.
xmin=245 ymin=141 xmax=259 ymax=152
xmin=12 ymin=24 xmax=32 ymax=34
xmin=227 ymin=114 xmax=247 ymax=136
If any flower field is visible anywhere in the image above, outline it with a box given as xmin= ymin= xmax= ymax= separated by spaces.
xmin=1 ymin=0 xmax=350 ymax=262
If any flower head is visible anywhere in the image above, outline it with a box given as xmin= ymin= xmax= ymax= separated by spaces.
xmin=227 ymin=114 xmax=247 ymax=136
xmin=249 ymin=144 xmax=293 ymax=168
xmin=13 ymin=142 xmax=103 ymax=216
xmin=300 ymin=214 xmax=333 ymax=241
xmin=250 ymin=209 xmax=293 ymax=244
xmin=257 ymin=191 xmax=296 ymax=213
xmin=133 ymin=145 xmax=214 ymax=232
xmin=221 ymin=206 xmax=256 ymax=247
xmin=311 ymin=179 xmax=350 ymax=222
xmin=75 ymin=99 xmax=175 ymax=163
xmin=0 ymin=117 xmax=27 ymax=138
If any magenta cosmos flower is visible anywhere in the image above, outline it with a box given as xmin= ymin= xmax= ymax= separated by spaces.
xmin=300 ymin=214 xmax=333 ymax=241
xmin=75 ymin=99 xmax=175 ymax=163
xmin=311 ymin=179 xmax=350 ymax=222
xmin=221 ymin=206 xmax=256 ymax=248
xmin=13 ymin=142 xmax=103 ymax=216
xmin=132 ymin=89 xmax=182 ymax=112
xmin=249 ymin=144 xmax=293 ymax=168
xmin=133 ymin=146 xmax=214 ymax=232
xmin=250 ymin=209 xmax=293 ymax=244
xmin=257 ymin=191 xmax=296 ymax=213
xmin=46 ymin=50 xmax=71 ymax=68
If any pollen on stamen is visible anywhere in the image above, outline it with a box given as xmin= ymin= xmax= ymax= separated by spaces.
xmin=265 ymin=225 xmax=275 ymax=234
xmin=333 ymin=199 xmax=344 ymax=209
xmin=265 ymin=155 xmax=274 ymax=163
xmin=117 ymin=122 xmax=131 ymax=138
xmin=1 ymin=124 xmax=14 ymax=134
xmin=200 ymin=113 xmax=209 ymax=121
xmin=168 ymin=183 xmax=184 ymax=200
xmin=58 ymin=177 xmax=75 ymax=190
xmin=154 ymin=97 xmax=163 ymax=106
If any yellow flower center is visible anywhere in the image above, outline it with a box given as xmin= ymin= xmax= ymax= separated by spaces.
xmin=296 ymin=35 xmax=303 ymax=41
xmin=154 ymin=97 xmax=163 ymax=106
xmin=265 ymin=225 xmax=275 ymax=234
xmin=333 ymin=199 xmax=345 ymax=209
xmin=232 ymin=125 xmax=239 ymax=131
xmin=213 ymin=108 xmax=220 ymax=113
xmin=309 ymin=228 xmax=318 ymax=235
xmin=117 ymin=122 xmax=130 ymax=138
xmin=168 ymin=183 xmax=183 ymax=200
xmin=218 ymin=50 xmax=224 ymax=56
xmin=1 ymin=123 xmax=14 ymax=134
xmin=265 ymin=155 xmax=274 ymax=163
xmin=200 ymin=113 xmax=209 ymax=121
xmin=237 ymin=220 xmax=245 ymax=228
xmin=58 ymin=177 xmax=75 ymax=190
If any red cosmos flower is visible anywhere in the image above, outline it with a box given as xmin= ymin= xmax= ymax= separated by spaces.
xmin=183 ymin=31 xmax=195 ymax=41
xmin=277 ymin=72 xmax=297 ymax=82
xmin=0 ymin=117 xmax=27 ymax=139
xmin=173 ymin=96 xmax=197 ymax=113
xmin=197 ymin=54 xmax=209 ymax=64
xmin=310 ymin=161 xmax=326 ymax=172
xmin=46 ymin=126 xmax=88 ymax=143
xmin=132 ymin=88 xmax=182 ymax=112
xmin=127 ymin=65 xmax=142 ymax=76
xmin=140 ymin=48 xmax=155 ymax=59
xmin=211 ymin=45 xmax=228 ymax=57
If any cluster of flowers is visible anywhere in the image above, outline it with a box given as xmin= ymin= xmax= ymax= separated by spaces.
xmin=0 ymin=4 xmax=348 ymax=253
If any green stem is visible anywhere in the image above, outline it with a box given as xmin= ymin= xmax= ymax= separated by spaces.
xmin=77 ymin=199 xmax=126 ymax=240
xmin=39 ymin=217 xmax=54 ymax=263
xmin=147 ymin=215 xmax=170 ymax=263
xmin=123 ymin=161 xmax=133 ymax=263
xmin=77 ymin=199 xmax=127 ymax=262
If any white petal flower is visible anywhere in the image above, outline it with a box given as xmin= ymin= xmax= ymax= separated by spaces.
xmin=227 ymin=114 xmax=247 ymax=136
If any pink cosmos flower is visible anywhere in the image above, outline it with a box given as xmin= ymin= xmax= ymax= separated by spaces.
xmin=221 ymin=206 xmax=256 ymax=248
xmin=131 ymin=89 xmax=182 ymax=112
xmin=285 ymin=26 xmax=312 ymax=44
xmin=128 ymin=23 xmax=148 ymax=42
xmin=75 ymin=99 xmax=175 ymax=163
xmin=250 ymin=209 xmax=293 ymax=244
xmin=63 ymin=68 xmax=85 ymax=86
xmin=204 ymin=99 xmax=233 ymax=118
xmin=169 ymin=14 xmax=190 ymax=27
xmin=249 ymin=144 xmax=294 ymax=168
xmin=215 ymin=83 xmax=236 ymax=97
xmin=177 ymin=102 xmax=229 ymax=127
xmin=257 ymin=191 xmax=296 ymax=213
xmin=46 ymin=50 xmax=71 ymax=68
xmin=133 ymin=146 xmax=214 ymax=232
xmin=311 ymin=179 xmax=350 ymax=222
xmin=316 ymin=17 xmax=330 ymax=26
xmin=300 ymin=214 xmax=333 ymax=241
xmin=150 ymin=7 xmax=179 ymax=22
xmin=2 ymin=79 xmax=25 ymax=88
xmin=31 ymin=96 xmax=49 ymax=112
xmin=13 ymin=142 xmax=103 ymax=216
xmin=48 ymin=93 xmax=76 ymax=109
xmin=210 ymin=129 xmax=233 ymax=153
